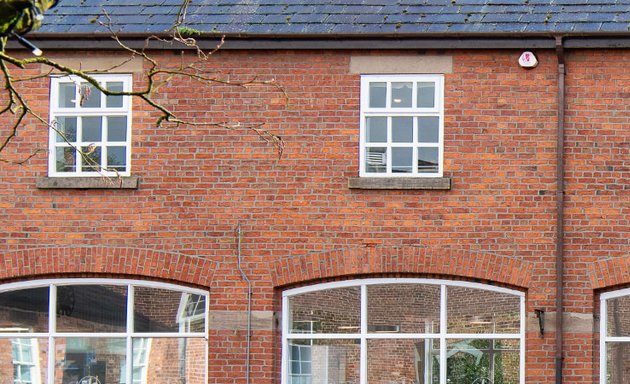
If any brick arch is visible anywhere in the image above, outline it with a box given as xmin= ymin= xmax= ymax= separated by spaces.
xmin=590 ymin=256 xmax=630 ymax=290
xmin=272 ymin=246 xmax=532 ymax=289
xmin=0 ymin=247 xmax=215 ymax=287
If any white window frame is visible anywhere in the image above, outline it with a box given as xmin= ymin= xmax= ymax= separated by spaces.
xmin=360 ymin=75 xmax=444 ymax=177
xmin=600 ymin=288 xmax=630 ymax=384
xmin=282 ymin=278 xmax=525 ymax=384
xmin=0 ymin=279 xmax=209 ymax=384
xmin=48 ymin=74 xmax=133 ymax=177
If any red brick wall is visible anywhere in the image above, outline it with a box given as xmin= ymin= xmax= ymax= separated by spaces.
xmin=0 ymin=48 xmax=627 ymax=384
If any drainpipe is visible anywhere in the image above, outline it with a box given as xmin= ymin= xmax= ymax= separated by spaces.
xmin=237 ymin=223 xmax=253 ymax=384
xmin=554 ymin=35 xmax=566 ymax=384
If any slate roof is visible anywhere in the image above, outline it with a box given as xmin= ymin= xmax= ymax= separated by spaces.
xmin=39 ymin=0 xmax=630 ymax=35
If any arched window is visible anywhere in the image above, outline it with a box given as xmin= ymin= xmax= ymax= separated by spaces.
xmin=600 ymin=289 xmax=630 ymax=384
xmin=0 ymin=279 xmax=208 ymax=384
xmin=282 ymin=279 xmax=524 ymax=384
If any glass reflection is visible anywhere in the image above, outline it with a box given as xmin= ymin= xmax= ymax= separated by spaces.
xmin=289 ymin=287 xmax=360 ymax=334
xmin=418 ymin=148 xmax=439 ymax=174
xmin=133 ymin=337 xmax=206 ymax=384
xmin=56 ymin=285 xmax=127 ymax=333
xmin=391 ymin=117 xmax=413 ymax=143
xmin=58 ymin=82 xmax=76 ymax=108
xmin=366 ymin=117 xmax=387 ymax=143
xmin=391 ymin=82 xmax=412 ymax=108
xmin=79 ymin=83 xmax=101 ymax=108
xmin=417 ymin=117 xmax=440 ymax=143
xmin=447 ymin=339 xmax=520 ymax=384
xmin=288 ymin=339 xmax=359 ymax=384
xmin=368 ymin=339 xmax=439 ymax=384
xmin=55 ymin=117 xmax=78 ymax=143
xmin=56 ymin=337 xmax=126 ymax=384
xmin=0 ymin=338 xmax=49 ymax=384
xmin=447 ymin=287 xmax=520 ymax=334
xmin=368 ymin=284 xmax=440 ymax=334
xmin=106 ymin=82 xmax=124 ymax=108
xmin=607 ymin=296 xmax=630 ymax=337
xmin=417 ymin=82 xmax=435 ymax=108
xmin=366 ymin=147 xmax=387 ymax=174
xmin=369 ymin=82 xmax=386 ymax=108
xmin=392 ymin=147 xmax=413 ymax=173
xmin=0 ymin=287 xmax=49 ymax=333
xmin=607 ymin=342 xmax=630 ymax=384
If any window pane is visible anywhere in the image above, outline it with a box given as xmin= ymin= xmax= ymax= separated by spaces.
xmin=289 ymin=287 xmax=360 ymax=334
xmin=56 ymin=285 xmax=127 ymax=333
xmin=607 ymin=296 xmax=630 ymax=336
xmin=107 ymin=116 xmax=127 ymax=141
xmin=607 ymin=342 xmax=630 ymax=384
xmin=106 ymin=82 xmax=124 ymax=108
xmin=418 ymin=147 xmax=439 ymax=174
xmin=0 ymin=287 xmax=49 ymax=333
xmin=368 ymin=339 xmax=439 ymax=384
xmin=135 ymin=338 xmax=206 ymax=384
xmin=288 ymin=339 xmax=359 ymax=384
xmin=368 ymin=284 xmax=440 ymax=334
xmin=107 ymin=146 xmax=127 ymax=172
xmin=80 ymin=146 xmax=102 ymax=172
xmin=369 ymin=82 xmax=386 ymax=108
xmin=55 ymin=116 xmax=77 ymax=143
xmin=58 ymin=82 xmax=76 ymax=108
xmin=2 ymin=338 xmax=49 ymax=384
xmin=134 ymin=288 xmax=206 ymax=333
xmin=366 ymin=117 xmax=387 ymax=143
xmin=79 ymin=83 xmax=101 ymax=108
xmin=365 ymin=147 xmax=386 ymax=174
xmin=418 ymin=116 xmax=440 ymax=143
xmin=392 ymin=117 xmax=413 ymax=143
xmin=447 ymin=287 xmax=520 ymax=334
xmin=417 ymin=82 xmax=436 ymax=108
xmin=391 ymin=82 xmax=412 ymax=108
xmin=82 ymin=116 xmax=102 ymax=142
xmin=56 ymin=147 xmax=76 ymax=173
xmin=55 ymin=337 xmax=125 ymax=384
xmin=392 ymin=147 xmax=413 ymax=173
xmin=447 ymin=339 xmax=520 ymax=384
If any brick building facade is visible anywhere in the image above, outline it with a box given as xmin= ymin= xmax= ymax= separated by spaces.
xmin=0 ymin=2 xmax=628 ymax=384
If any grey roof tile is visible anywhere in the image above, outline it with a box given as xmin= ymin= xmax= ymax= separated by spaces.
xmin=36 ymin=0 xmax=630 ymax=36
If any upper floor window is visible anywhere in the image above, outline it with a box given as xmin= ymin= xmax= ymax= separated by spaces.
xmin=0 ymin=279 xmax=208 ymax=384
xmin=360 ymin=75 xmax=444 ymax=177
xmin=282 ymin=279 xmax=524 ymax=384
xmin=48 ymin=75 xmax=132 ymax=177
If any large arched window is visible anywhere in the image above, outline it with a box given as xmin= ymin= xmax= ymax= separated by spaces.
xmin=0 ymin=279 xmax=208 ymax=384
xmin=601 ymin=289 xmax=630 ymax=384
xmin=282 ymin=279 xmax=524 ymax=384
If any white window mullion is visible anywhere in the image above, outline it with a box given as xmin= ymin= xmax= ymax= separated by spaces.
xmin=126 ymin=284 xmax=134 ymax=384
xmin=360 ymin=284 xmax=368 ymax=384
xmin=48 ymin=284 xmax=56 ymax=384
xmin=440 ymin=284 xmax=447 ymax=384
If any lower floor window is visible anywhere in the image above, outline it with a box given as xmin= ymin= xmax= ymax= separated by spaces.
xmin=0 ymin=279 xmax=208 ymax=384
xmin=601 ymin=289 xmax=630 ymax=384
xmin=282 ymin=279 xmax=524 ymax=384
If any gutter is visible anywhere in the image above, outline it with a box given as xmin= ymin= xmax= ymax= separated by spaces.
xmin=554 ymin=35 xmax=566 ymax=384
xmin=10 ymin=32 xmax=630 ymax=51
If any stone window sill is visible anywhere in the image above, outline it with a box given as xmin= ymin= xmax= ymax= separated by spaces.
xmin=348 ymin=177 xmax=451 ymax=190
xmin=36 ymin=176 xmax=140 ymax=189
